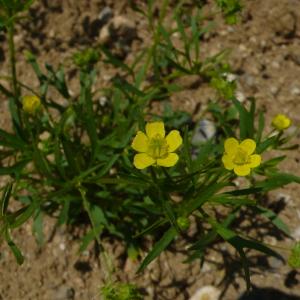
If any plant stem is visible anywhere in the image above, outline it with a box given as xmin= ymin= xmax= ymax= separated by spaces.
xmin=8 ymin=22 xmax=19 ymax=100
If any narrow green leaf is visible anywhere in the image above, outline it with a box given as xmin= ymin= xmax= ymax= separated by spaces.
xmin=0 ymin=128 xmax=26 ymax=149
xmin=9 ymin=203 xmax=36 ymax=228
xmin=32 ymin=147 xmax=52 ymax=178
xmin=183 ymin=182 xmax=227 ymax=214
xmin=232 ymin=98 xmax=253 ymax=139
xmin=238 ymin=248 xmax=251 ymax=290
xmin=225 ymin=187 xmax=262 ymax=196
xmin=79 ymin=229 xmax=96 ymax=253
xmin=256 ymin=173 xmax=300 ymax=191
xmin=0 ymin=159 xmax=30 ymax=176
xmin=1 ymin=182 xmax=12 ymax=216
xmin=138 ymin=227 xmax=177 ymax=273
xmin=210 ymin=195 xmax=256 ymax=206
xmin=100 ymin=46 xmax=133 ymax=75
xmin=33 ymin=210 xmax=44 ymax=246
xmin=256 ymin=110 xmax=265 ymax=143
xmin=256 ymin=136 xmax=277 ymax=154
xmin=134 ymin=219 xmax=167 ymax=238
xmin=56 ymin=198 xmax=70 ymax=225
xmin=216 ymin=224 xmax=281 ymax=259
xmin=61 ymin=136 xmax=81 ymax=174
xmin=113 ymin=77 xmax=145 ymax=98
xmin=79 ymin=187 xmax=106 ymax=244
xmin=5 ymin=229 xmax=24 ymax=265
xmin=254 ymin=206 xmax=290 ymax=235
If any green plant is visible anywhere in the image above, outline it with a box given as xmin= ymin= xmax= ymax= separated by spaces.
xmin=101 ymin=282 xmax=143 ymax=300
xmin=0 ymin=0 xmax=299 ymax=292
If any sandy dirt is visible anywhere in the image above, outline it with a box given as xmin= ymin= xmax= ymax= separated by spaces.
xmin=0 ymin=0 xmax=300 ymax=299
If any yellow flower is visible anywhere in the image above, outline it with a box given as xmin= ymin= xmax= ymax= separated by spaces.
xmin=131 ymin=122 xmax=182 ymax=169
xmin=222 ymin=137 xmax=261 ymax=176
xmin=272 ymin=114 xmax=291 ymax=130
xmin=22 ymin=95 xmax=41 ymax=114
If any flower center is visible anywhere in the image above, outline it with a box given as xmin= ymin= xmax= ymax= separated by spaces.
xmin=233 ymin=148 xmax=250 ymax=165
xmin=147 ymin=134 xmax=169 ymax=159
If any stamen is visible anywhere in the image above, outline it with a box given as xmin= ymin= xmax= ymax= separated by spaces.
xmin=147 ymin=134 xmax=169 ymax=159
xmin=233 ymin=148 xmax=250 ymax=165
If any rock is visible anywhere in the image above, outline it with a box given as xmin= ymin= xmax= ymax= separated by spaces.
xmin=99 ymin=96 xmax=108 ymax=106
xmin=273 ymin=12 xmax=296 ymax=37
xmin=268 ymin=256 xmax=284 ymax=269
xmin=292 ymin=226 xmax=300 ymax=241
xmin=192 ymin=119 xmax=216 ymax=145
xmin=52 ymin=286 xmax=75 ymax=300
xmin=243 ymin=75 xmax=256 ymax=88
xmin=235 ymin=91 xmax=246 ymax=103
xmin=98 ymin=7 xmax=113 ymax=25
xmin=291 ymin=86 xmax=300 ymax=96
xmin=86 ymin=7 xmax=113 ymax=38
xmin=189 ymin=286 xmax=220 ymax=300
xmin=98 ymin=15 xmax=137 ymax=45
xmin=288 ymin=46 xmax=300 ymax=65
xmin=270 ymin=86 xmax=279 ymax=95
xmin=224 ymin=73 xmax=237 ymax=82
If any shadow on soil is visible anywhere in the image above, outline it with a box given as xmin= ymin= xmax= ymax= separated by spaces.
xmin=238 ymin=287 xmax=300 ymax=300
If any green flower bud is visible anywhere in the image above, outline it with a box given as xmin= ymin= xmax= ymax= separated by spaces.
xmin=177 ymin=216 xmax=190 ymax=231
xmin=73 ymin=48 xmax=100 ymax=69
xmin=288 ymin=242 xmax=300 ymax=269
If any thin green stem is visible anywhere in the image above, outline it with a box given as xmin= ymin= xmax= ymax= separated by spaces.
xmin=8 ymin=22 xmax=19 ymax=99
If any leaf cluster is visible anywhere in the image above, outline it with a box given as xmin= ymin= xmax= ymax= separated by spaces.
xmin=0 ymin=0 xmax=299 ymax=291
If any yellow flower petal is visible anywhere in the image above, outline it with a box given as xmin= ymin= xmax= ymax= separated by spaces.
xmin=224 ymin=137 xmax=239 ymax=155
xmin=234 ymin=165 xmax=251 ymax=176
xmin=146 ymin=122 xmax=165 ymax=138
xmin=133 ymin=153 xmax=155 ymax=169
xmin=239 ymin=139 xmax=256 ymax=155
xmin=249 ymin=154 xmax=261 ymax=168
xmin=131 ymin=131 xmax=149 ymax=152
xmin=222 ymin=154 xmax=235 ymax=170
xmin=166 ymin=130 xmax=182 ymax=152
xmin=157 ymin=153 xmax=179 ymax=167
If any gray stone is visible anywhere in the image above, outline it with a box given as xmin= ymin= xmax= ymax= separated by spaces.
xmin=98 ymin=7 xmax=113 ymax=24
xmin=291 ymin=86 xmax=300 ymax=96
xmin=274 ymin=12 xmax=296 ymax=37
xmin=192 ymin=119 xmax=216 ymax=145
xmin=189 ymin=286 xmax=220 ymax=300
xmin=52 ymin=286 xmax=75 ymax=300
xmin=268 ymin=256 xmax=284 ymax=269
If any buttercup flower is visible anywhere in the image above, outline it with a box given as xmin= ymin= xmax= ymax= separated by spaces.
xmin=222 ymin=137 xmax=261 ymax=176
xmin=272 ymin=114 xmax=291 ymax=131
xmin=22 ymin=95 xmax=41 ymax=115
xmin=131 ymin=122 xmax=182 ymax=169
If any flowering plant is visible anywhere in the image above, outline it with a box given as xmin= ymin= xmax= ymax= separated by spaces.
xmin=222 ymin=137 xmax=261 ymax=176
xmin=0 ymin=0 xmax=299 ymax=296
xmin=132 ymin=121 xmax=182 ymax=169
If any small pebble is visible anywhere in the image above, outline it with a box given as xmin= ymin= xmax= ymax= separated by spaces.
xmin=235 ymin=91 xmax=246 ymax=102
xmin=59 ymin=243 xmax=66 ymax=251
xmin=268 ymin=256 xmax=284 ymax=269
xmin=98 ymin=7 xmax=113 ymax=24
xmin=192 ymin=119 xmax=216 ymax=145
xmin=292 ymin=226 xmax=300 ymax=241
xmin=270 ymin=86 xmax=279 ymax=95
xmin=291 ymin=87 xmax=300 ymax=96
xmin=189 ymin=286 xmax=220 ymax=300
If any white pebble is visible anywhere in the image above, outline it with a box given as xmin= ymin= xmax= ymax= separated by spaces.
xmin=190 ymin=286 xmax=220 ymax=300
